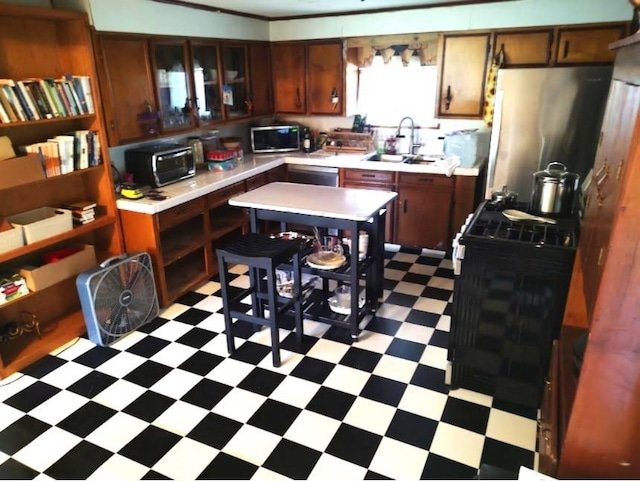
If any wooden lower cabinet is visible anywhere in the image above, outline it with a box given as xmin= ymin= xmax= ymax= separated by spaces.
xmin=118 ymin=169 xmax=287 ymax=306
xmin=396 ymin=173 xmax=454 ymax=250
xmin=341 ymin=169 xmax=395 ymax=243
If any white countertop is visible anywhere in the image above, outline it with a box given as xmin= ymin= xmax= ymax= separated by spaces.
xmin=116 ymin=151 xmax=486 ymax=215
xmin=229 ymin=182 xmax=397 ymax=221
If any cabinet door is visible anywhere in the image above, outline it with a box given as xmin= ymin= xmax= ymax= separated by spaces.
xmin=581 ymin=81 xmax=640 ymax=315
xmin=494 ymin=30 xmax=553 ymax=67
xmin=308 ymin=41 xmax=344 ymax=115
xmin=152 ymin=40 xmax=195 ymax=131
xmin=438 ymin=33 xmax=490 ymax=117
xmin=396 ymin=185 xmax=452 ymax=249
xmin=342 ymin=181 xmax=395 ymax=243
xmin=272 ymin=42 xmax=306 ymax=114
xmin=555 ymin=26 xmax=625 ymax=65
xmin=249 ymin=43 xmax=273 ymax=116
xmin=96 ymin=34 xmax=157 ymax=146
xmin=190 ymin=41 xmax=223 ymax=124
xmin=222 ymin=43 xmax=250 ymax=120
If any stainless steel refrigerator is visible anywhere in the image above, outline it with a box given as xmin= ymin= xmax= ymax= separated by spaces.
xmin=486 ymin=66 xmax=613 ymax=201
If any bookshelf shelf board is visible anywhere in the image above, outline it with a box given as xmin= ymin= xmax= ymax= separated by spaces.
xmin=0 ymin=113 xmax=95 ymax=128
xmin=0 ymin=214 xmax=116 ymax=264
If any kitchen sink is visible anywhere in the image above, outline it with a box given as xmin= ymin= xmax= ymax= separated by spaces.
xmin=361 ymin=153 xmax=437 ymax=164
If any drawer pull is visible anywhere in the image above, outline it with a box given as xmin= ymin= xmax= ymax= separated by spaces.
xmin=563 ymin=39 xmax=570 ymax=59
xmin=362 ymin=173 xmax=376 ymax=178
xmin=418 ymin=178 xmax=434 ymax=183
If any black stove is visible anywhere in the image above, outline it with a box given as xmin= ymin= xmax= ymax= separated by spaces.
xmin=463 ymin=200 xmax=577 ymax=248
xmin=449 ymin=200 xmax=578 ymax=409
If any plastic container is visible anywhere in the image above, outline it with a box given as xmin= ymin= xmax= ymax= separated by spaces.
xmin=443 ymin=129 xmax=490 ymax=164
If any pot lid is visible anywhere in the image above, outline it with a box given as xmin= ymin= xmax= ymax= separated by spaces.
xmin=534 ymin=162 xmax=579 ymax=182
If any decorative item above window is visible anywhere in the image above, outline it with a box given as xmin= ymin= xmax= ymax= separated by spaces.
xmin=346 ymin=33 xmax=438 ymax=67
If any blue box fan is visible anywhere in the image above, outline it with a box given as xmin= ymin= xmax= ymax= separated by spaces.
xmin=77 ymin=252 xmax=159 ymax=346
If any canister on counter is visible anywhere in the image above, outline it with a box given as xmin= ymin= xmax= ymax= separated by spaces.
xmin=186 ymin=137 xmax=204 ymax=167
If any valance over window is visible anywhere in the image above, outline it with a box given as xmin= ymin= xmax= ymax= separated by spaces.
xmin=346 ymin=33 xmax=438 ymax=67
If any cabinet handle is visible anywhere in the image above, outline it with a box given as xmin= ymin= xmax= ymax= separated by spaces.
xmin=597 ymin=247 xmax=606 ymax=266
xmin=418 ymin=177 xmax=434 ymax=183
xmin=362 ymin=173 xmax=375 ymax=178
xmin=616 ymin=160 xmax=624 ymax=180
xmin=110 ymin=120 xmax=115 ymax=130
xmin=295 ymin=87 xmax=302 ymax=108
xmin=445 ymin=85 xmax=452 ymax=110
xmin=403 ymin=199 xmax=408 ymax=213
xmin=563 ymin=40 xmax=570 ymax=59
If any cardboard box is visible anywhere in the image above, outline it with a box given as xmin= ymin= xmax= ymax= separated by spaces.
xmin=0 ymin=153 xmax=45 ymax=189
xmin=8 ymin=207 xmax=73 ymax=244
xmin=19 ymin=244 xmax=96 ymax=291
xmin=0 ymin=272 xmax=29 ymax=305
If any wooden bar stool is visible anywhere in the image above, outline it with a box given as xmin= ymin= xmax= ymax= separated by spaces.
xmin=215 ymin=233 xmax=305 ymax=367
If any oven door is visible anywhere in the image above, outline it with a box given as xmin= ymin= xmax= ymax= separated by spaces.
xmin=288 ymin=165 xmax=339 ymax=187
xmin=153 ymin=148 xmax=195 ymax=187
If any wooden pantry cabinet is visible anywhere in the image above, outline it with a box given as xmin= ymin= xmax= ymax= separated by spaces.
xmin=272 ymin=40 xmax=344 ymax=115
xmin=547 ymin=33 xmax=640 ymax=479
xmin=0 ymin=4 xmax=123 ymax=378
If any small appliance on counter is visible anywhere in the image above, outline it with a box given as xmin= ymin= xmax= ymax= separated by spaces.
xmin=250 ymin=125 xmax=301 ymax=153
xmin=124 ymin=143 xmax=195 ymax=188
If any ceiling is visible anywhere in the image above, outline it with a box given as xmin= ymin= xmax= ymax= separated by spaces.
xmin=152 ymin=0 xmax=512 ymax=20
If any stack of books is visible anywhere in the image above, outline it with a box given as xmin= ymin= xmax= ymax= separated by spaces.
xmin=58 ymin=201 xmax=96 ymax=225
xmin=0 ymin=75 xmax=94 ymax=123
xmin=20 ymin=130 xmax=101 ymax=177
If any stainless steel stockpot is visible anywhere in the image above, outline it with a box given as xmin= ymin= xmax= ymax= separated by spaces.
xmin=530 ymin=162 xmax=580 ymax=216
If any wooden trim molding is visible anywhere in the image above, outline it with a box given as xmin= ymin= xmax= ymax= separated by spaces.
xmin=150 ymin=0 xmax=518 ymax=22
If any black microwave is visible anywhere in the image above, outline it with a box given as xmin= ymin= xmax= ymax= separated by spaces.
xmin=125 ymin=143 xmax=195 ymax=188
xmin=250 ymin=125 xmax=301 ymax=153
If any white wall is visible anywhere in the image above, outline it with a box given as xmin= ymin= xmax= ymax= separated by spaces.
xmin=270 ymin=0 xmax=633 ymax=40
xmin=57 ymin=0 xmax=270 ymax=40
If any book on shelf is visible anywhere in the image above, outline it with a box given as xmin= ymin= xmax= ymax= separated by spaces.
xmin=69 ymin=75 xmax=94 ymax=114
xmin=48 ymin=136 xmax=74 ymax=174
xmin=0 ymin=95 xmax=11 ymax=123
xmin=0 ymin=79 xmax=36 ymax=121
xmin=60 ymin=200 xmax=97 ymax=211
xmin=74 ymin=130 xmax=89 ymax=170
xmin=21 ymin=142 xmax=60 ymax=177
xmin=40 ymin=78 xmax=65 ymax=117
xmin=56 ymin=79 xmax=80 ymax=116
xmin=15 ymin=81 xmax=40 ymax=121
xmin=0 ymin=82 xmax=25 ymax=122
xmin=22 ymin=80 xmax=54 ymax=119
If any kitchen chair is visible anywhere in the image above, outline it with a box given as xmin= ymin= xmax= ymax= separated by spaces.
xmin=215 ymin=233 xmax=305 ymax=367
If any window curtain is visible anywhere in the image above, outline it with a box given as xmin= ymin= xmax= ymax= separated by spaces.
xmin=346 ymin=33 xmax=438 ymax=67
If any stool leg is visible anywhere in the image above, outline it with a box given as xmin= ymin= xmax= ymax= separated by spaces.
xmin=266 ymin=266 xmax=281 ymax=367
xmin=293 ymin=252 xmax=304 ymax=344
xmin=218 ymin=257 xmax=236 ymax=356
xmin=248 ymin=265 xmax=264 ymax=320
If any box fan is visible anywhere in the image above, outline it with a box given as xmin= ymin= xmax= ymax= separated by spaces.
xmin=77 ymin=252 xmax=159 ymax=346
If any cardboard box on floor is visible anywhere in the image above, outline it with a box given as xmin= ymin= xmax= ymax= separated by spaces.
xmin=0 ymin=153 xmax=45 ymax=189
xmin=17 ymin=244 xmax=96 ymax=291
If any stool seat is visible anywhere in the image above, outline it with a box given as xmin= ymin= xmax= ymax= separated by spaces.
xmin=216 ymin=233 xmax=306 ymax=367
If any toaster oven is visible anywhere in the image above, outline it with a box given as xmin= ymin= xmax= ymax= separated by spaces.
xmin=125 ymin=143 xmax=195 ymax=188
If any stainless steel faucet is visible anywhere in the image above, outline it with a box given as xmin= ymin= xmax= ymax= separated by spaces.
xmin=395 ymin=116 xmax=420 ymax=155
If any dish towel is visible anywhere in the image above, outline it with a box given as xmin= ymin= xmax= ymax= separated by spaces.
xmin=437 ymin=155 xmax=461 ymax=177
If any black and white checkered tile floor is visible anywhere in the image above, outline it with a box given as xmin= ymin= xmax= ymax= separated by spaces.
xmin=0 ymin=246 xmax=538 ymax=480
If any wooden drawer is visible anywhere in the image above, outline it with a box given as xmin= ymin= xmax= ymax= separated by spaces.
xmin=207 ymin=181 xmax=245 ymax=209
xmin=267 ymin=164 xmax=287 ymax=183
xmin=343 ymin=169 xmax=395 ymax=184
xmin=246 ymin=172 xmax=268 ymax=191
xmin=158 ymin=197 xmax=205 ymax=231
xmin=398 ymin=172 xmax=455 ymax=188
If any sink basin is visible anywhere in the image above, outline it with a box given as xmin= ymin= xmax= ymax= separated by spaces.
xmin=362 ymin=153 xmax=436 ymax=164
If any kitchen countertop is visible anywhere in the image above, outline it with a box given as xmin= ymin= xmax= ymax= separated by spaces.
xmin=116 ymin=151 xmax=486 ymax=214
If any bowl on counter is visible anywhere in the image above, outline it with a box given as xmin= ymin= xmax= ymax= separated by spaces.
xmin=220 ymin=137 xmax=242 ymax=150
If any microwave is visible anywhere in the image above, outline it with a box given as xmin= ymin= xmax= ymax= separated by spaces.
xmin=125 ymin=143 xmax=195 ymax=188
xmin=251 ymin=125 xmax=301 ymax=153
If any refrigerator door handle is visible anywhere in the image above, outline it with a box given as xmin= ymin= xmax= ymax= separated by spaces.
xmin=486 ymin=88 xmax=504 ymax=193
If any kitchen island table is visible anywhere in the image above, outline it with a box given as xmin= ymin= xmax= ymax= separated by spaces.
xmin=229 ymin=182 xmax=397 ymax=338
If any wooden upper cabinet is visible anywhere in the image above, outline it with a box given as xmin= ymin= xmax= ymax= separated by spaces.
xmin=95 ymin=34 xmax=156 ymax=146
xmin=555 ymin=26 xmax=626 ymax=65
xmin=272 ymin=42 xmax=306 ymax=114
xmin=438 ymin=33 xmax=490 ymax=118
xmin=308 ymin=41 xmax=344 ymax=115
xmin=249 ymin=43 xmax=273 ymax=117
xmin=190 ymin=41 xmax=223 ymax=125
xmin=494 ymin=30 xmax=553 ymax=67
xmin=221 ymin=43 xmax=250 ymax=120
